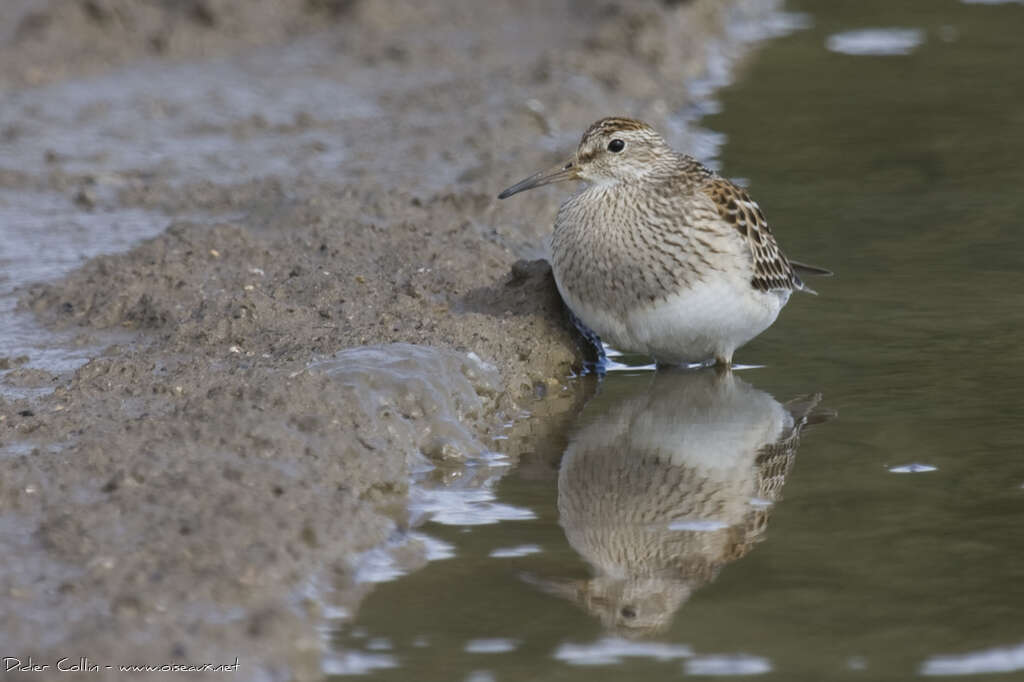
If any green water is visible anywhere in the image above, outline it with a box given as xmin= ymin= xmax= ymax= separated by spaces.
xmin=330 ymin=1 xmax=1024 ymax=679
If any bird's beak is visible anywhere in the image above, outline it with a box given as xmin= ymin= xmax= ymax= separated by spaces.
xmin=519 ymin=573 xmax=586 ymax=603
xmin=497 ymin=159 xmax=578 ymax=199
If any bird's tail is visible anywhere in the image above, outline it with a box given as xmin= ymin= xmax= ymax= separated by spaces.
xmin=789 ymin=260 xmax=832 ymax=295
xmin=790 ymin=260 xmax=833 ymax=277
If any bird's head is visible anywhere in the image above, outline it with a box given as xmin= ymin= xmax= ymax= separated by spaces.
xmin=520 ymin=572 xmax=693 ymax=637
xmin=498 ymin=117 xmax=672 ymax=199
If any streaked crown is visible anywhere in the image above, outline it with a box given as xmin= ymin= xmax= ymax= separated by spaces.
xmin=581 ymin=116 xmax=655 ymax=140
xmin=573 ymin=117 xmax=674 ymax=183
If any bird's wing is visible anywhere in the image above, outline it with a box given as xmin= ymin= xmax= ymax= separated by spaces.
xmin=702 ymin=177 xmax=807 ymax=294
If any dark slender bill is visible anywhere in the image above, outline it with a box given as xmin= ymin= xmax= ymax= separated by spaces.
xmin=498 ymin=162 xmax=576 ymax=199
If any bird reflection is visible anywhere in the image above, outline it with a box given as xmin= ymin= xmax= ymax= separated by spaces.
xmin=530 ymin=369 xmax=830 ymax=636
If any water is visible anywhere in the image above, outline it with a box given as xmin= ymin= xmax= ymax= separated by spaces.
xmin=328 ymin=0 xmax=1024 ymax=679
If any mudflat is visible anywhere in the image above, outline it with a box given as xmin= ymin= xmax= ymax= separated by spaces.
xmin=0 ymin=1 xmax=773 ymax=678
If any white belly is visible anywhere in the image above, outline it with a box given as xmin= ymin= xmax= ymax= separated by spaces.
xmin=557 ymin=275 xmax=789 ymax=365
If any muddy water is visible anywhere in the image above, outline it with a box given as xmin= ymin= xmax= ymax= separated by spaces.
xmin=330 ymin=1 xmax=1024 ymax=679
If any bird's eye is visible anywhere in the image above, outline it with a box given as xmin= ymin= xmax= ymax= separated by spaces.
xmin=607 ymin=139 xmax=625 ymax=153
xmin=620 ymin=606 xmax=637 ymax=619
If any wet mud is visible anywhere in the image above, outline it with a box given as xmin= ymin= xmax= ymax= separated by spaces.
xmin=0 ymin=0 xmax=781 ymax=679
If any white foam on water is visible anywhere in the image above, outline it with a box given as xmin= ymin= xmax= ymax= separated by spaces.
xmin=465 ymin=639 xmax=519 ymax=654
xmin=489 ymin=544 xmax=542 ymax=558
xmin=322 ymin=651 xmax=398 ymax=676
xmin=465 ymin=672 xmax=496 ymax=682
xmin=921 ymin=642 xmax=1024 ymax=675
xmin=685 ymin=654 xmax=772 ymax=675
xmin=410 ymin=485 xmax=536 ymax=526
xmin=826 ymin=28 xmax=925 ymax=56
xmin=889 ymin=463 xmax=938 ymax=473
xmin=554 ymin=637 xmax=693 ymax=666
xmin=353 ymin=531 xmax=455 ymax=584
xmin=416 ymin=532 xmax=457 ymax=561
xmin=322 ymin=604 xmax=349 ymax=620
xmin=352 ymin=544 xmax=405 ymax=584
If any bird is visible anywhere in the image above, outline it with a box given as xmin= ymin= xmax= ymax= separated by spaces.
xmin=525 ymin=369 xmax=830 ymax=636
xmin=498 ymin=117 xmax=830 ymax=367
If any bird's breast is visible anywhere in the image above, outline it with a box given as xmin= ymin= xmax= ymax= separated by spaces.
xmin=550 ymin=184 xmax=741 ymax=319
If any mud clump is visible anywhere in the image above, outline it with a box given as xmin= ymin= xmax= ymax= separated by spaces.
xmin=2 ymin=0 xmax=778 ymax=678
xmin=311 ymin=344 xmax=503 ymax=464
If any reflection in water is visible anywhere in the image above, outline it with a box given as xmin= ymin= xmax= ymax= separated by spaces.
xmin=535 ymin=369 xmax=830 ymax=636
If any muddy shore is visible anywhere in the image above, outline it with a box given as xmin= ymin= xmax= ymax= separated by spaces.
xmin=1 ymin=1 xmax=780 ymax=679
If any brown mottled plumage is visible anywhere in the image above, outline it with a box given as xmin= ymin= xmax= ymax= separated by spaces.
xmin=526 ymin=370 xmax=829 ymax=636
xmin=499 ymin=117 xmax=830 ymax=366
xmin=703 ymin=177 xmax=805 ymax=293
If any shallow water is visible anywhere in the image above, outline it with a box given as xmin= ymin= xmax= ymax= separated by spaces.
xmin=329 ymin=0 xmax=1024 ymax=679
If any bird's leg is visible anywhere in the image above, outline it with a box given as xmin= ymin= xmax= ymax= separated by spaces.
xmin=714 ymin=357 xmax=733 ymax=376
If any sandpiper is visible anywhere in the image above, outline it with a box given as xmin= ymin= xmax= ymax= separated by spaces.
xmin=498 ymin=117 xmax=830 ymax=367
